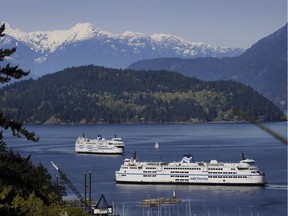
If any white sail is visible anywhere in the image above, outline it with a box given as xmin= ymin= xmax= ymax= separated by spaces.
xmin=154 ymin=142 xmax=159 ymax=149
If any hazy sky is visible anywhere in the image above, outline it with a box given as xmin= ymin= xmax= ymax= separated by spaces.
xmin=0 ymin=0 xmax=287 ymax=48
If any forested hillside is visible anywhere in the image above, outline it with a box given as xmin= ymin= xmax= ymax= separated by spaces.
xmin=128 ymin=24 xmax=287 ymax=111
xmin=0 ymin=65 xmax=285 ymax=124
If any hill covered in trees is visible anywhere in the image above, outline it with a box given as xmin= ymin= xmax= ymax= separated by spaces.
xmin=128 ymin=24 xmax=287 ymax=111
xmin=0 ymin=65 xmax=285 ymax=124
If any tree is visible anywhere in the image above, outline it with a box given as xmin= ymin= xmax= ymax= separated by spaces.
xmin=0 ymin=23 xmax=65 ymax=215
xmin=0 ymin=23 xmax=38 ymax=151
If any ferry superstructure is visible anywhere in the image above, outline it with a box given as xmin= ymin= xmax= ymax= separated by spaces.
xmin=115 ymin=152 xmax=265 ymax=185
xmin=75 ymin=134 xmax=125 ymax=154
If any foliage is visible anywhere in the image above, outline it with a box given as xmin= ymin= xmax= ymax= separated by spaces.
xmin=0 ymin=186 xmax=64 ymax=216
xmin=0 ymin=23 xmax=38 ymax=148
xmin=0 ymin=65 xmax=285 ymax=124
xmin=65 ymin=207 xmax=87 ymax=216
xmin=0 ymin=148 xmax=64 ymax=203
xmin=0 ymin=23 xmax=66 ymax=215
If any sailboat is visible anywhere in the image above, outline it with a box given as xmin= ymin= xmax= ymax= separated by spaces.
xmin=154 ymin=142 xmax=159 ymax=149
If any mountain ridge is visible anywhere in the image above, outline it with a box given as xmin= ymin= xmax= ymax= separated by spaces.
xmin=3 ymin=22 xmax=109 ymax=53
xmin=128 ymin=24 xmax=287 ymax=111
xmin=0 ymin=22 xmax=244 ymax=76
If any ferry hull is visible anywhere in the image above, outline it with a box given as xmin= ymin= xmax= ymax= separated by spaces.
xmin=115 ymin=173 xmax=265 ymax=186
xmin=116 ymin=181 xmax=265 ymax=186
xmin=76 ymin=146 xmax=124 ymax=154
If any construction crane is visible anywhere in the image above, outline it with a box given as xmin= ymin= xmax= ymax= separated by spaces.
xmin=51 ymin=161 xmax=114 ymax=215
xmin=51 ymin=161 xmax=91 ymax=212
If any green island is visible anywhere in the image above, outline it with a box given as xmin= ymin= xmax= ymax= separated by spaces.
xmin=0 ymin=65 xmax=285 ymax=124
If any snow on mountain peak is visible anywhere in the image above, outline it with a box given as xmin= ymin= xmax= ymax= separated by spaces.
xmin=1 ymin=21 xmax=244 ymax=63
xmin=152 ymin=33 xmax=184 ymax=41
xmin=68 ymin=22 xmax=101 ymax=40
xmin=2 ymin=22 xmax=111 ymax=53
xmin=120 ymin=31 xmax=147 ymax=38
xmin=3 ymin=21 xmax=214 ymax=54
xmin=152 ymin=33 xmax=211 ymax=48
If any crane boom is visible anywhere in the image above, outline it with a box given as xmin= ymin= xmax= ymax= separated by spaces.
xmin=51 ymin=161 xmax=90 ymax=211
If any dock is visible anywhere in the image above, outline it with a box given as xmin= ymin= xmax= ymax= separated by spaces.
xmin=141 ymin=190 xmax=181 ymax=207
xmin=142 ymin=197 xmax=181 ymax=207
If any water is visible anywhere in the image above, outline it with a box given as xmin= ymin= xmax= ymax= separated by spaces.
xmin=4 ymin=122 xmax=287 ymax=216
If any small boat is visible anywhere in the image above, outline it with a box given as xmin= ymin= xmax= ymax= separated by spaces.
xmin=154 ymin=142 xmax=159 ymax=149
xmin=75 ymin=134 xmax=125 ymax=154
xmin=115 ymin=152 xmax=265 ymax=185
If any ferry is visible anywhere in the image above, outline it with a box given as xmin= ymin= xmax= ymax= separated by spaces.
xmin=115 ymin=152 xmax=265 ymax=185
xmin=75 ymin=134 xmax=125 ymax=154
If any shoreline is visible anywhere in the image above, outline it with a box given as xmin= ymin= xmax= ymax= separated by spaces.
xmin=23 ymin=119 xmax=287 ymax=126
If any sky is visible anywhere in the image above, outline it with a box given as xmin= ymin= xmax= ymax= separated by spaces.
xmin=0 ymin=0 xmax=287 ymax=49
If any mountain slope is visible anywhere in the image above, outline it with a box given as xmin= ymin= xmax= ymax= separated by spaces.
xmin=128 ymin=24 xmax=287 ymax=111
xmin=0 ymin=22 xmax=244 ymax=77
xmin=0 ymin=65 xmax=284 ymax=124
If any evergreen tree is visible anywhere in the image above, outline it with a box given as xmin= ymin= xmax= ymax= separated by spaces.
xmin=0 ymin=23 xmax=38 ymax=151
xmin=0 ymin=23 xmax=65 ymax=215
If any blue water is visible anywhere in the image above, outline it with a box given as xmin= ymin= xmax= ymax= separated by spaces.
xmin=4 ymin=122 xmax=287 ymax=216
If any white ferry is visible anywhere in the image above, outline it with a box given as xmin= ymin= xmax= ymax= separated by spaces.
xmin=115 ymin=152 xmax=265 ymax=185
xmin=75 ymin=134 xmax=125 ymax=154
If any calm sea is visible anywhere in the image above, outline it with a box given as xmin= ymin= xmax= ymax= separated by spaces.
xmin=5 ymin=122 xmax=287 ymax=216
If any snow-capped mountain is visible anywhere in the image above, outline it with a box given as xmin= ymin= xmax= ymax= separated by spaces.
xmin=0 ymin=22 xmax=245 ymax=77
xmin=3 ymin=23 xmax=111 ymax=53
